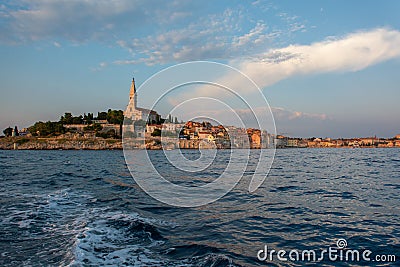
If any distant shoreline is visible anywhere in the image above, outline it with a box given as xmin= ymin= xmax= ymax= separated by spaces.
xmin=1 ymin=136 xmax=399 ymax=150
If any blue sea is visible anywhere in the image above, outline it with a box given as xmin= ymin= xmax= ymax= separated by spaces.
xmin=0 ymin=149 xmax=399 ymax=266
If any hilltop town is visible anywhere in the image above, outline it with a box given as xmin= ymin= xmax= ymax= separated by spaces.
xmin=121 ymin=118 xmax=400 ymax=150
xmin=2 ymin=115 xmax=400 ymax=150
xmin=1 ymin=78 xmax=400 ymax=150
xmin=121 ymin=119 xmax=271 ymax=150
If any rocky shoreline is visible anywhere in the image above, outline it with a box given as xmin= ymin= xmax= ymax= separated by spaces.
xmin=0 ymin=136 xmax=122 ymax=150
xmin=2 ymin=136 xmax=399 ymax=150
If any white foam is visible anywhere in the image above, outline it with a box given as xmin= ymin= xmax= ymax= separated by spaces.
xmin=70 ymin=210 xmax=169 ymax=266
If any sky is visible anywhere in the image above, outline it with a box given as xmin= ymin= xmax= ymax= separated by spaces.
xmin=1 ymin=0 xmax=400 ymax=138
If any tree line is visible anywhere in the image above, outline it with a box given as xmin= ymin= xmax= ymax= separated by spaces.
xmin=59 ymin=109 xmax=123 ymax=125
xmin=15 ymin=109 xmax=124 ymax=137
xmin=3 ymin=110 xmax=183 ymax=138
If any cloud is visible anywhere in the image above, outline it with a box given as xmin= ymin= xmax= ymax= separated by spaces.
xmin=221 ymin=28 xmax=400 ymax=91
xmin=271 ymin=107 xmax=328 ymax=121
xmin=114 ymin=7 xmax=287 ymax=65
xmin=0 ymin=0 xmax=195 ymax=43
xmin=234 ymin=106 xmax=328 ymax=131
xmin=271 ymin=106 xmax=332 ymax=136
xmin=90 ymin=62 xmax=107 ymax=72
xmin=0 ymin=0 xmax=308 ymax=65
xmin=157 ymin=28 xmax=400 ymax=117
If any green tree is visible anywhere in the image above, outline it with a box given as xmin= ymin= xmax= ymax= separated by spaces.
xmin=151 ymin=129 xmax=161 ymax=137
xmin=106 ymin=129 xmax=116 ymax=138
xmin=107 ymin=109 xmax=124 ymax=125
xmin=60 ymin=112 xmax=73 ymax=124
xmin=72 ymin=115 xmax=83 ymax=124
xmin=3 ymin=127 xmax=12 ymax=137
xmin=53 ymin=122 xmax=65 ymax=134
xmin=83 ymin=123 xmax=103 ymax=132
xmin=97 ymin=112 xmax=107 ymax=120
xmin=84 ymin=113 xmax=93 ymax=124
xmin=95 ymin=129 xmax=116 ymax=139
xmin=28 ymin=121 xmax=65 ymax=136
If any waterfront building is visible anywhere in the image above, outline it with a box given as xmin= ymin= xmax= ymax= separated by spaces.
xmin=275 ymin=135 xmax=288 ymax=148
xmin=207 ymin=135 xmax=215 ymax=143
xmin=198 ymin=131 xmax=210 ymax=140
xmin=162 ymin=123 xmax=180 ymax=133
xmin=286 ymin=138 xmax=299 ymax=147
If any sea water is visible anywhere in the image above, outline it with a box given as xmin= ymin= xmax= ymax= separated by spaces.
xmin=0 ymin=149 xmax=399 ymax=266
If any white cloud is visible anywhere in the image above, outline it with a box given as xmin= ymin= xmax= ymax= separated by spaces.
xmin=0 ymin=0 xmax=307 ymax=65
xmin=90 ymin=61 xmax=107 ymax=72
xmin=0 ymin=0 xmax=194 ymax=43
xmin=53 ymin=41 xmax=61 ymax=48
xmin=112 ymin=5 xmax=305 ymax=64
xmin=233 ymin=22 xmax=267 ymax=47
xmin=158 ymin=28 xmax=400 ymax=119
xmin=272 ymin=107 xmax=328 ymax=121
xmin=222 ymin=28 xmax=400 ymax=91
xmin=114 ymin=8 xmax=281 ymax=64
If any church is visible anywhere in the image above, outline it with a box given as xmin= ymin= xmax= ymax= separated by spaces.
xmin=124 ymin=78 xmax=161 ymax=124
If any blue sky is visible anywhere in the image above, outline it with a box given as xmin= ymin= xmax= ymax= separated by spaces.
xmin=1 ymin=0 xmax=400 ymax=138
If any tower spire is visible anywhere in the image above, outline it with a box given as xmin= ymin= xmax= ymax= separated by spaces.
xmin=129 ymin=77 xmax=137 ymax=109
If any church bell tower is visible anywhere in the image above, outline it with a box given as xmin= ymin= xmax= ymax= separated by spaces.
xmin=129 ymin=77 xmax=137 ymax=109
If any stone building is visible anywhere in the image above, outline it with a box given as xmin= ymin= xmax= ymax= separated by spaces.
xmin=124 ymin=78 xmax=161 ymax=123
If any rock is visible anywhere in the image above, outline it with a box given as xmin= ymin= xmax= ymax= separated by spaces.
xmin=0 ymin=137 xmax=123 ymax=150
